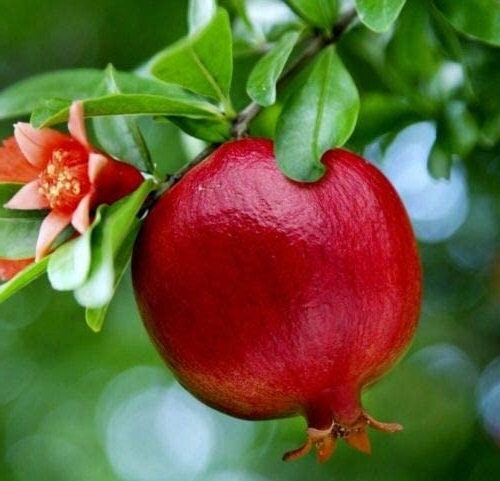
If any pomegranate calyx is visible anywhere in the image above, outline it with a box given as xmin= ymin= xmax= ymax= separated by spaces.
xmin=363 ymin=411 xmax=403 ymax=433
xmin=282 ymin=411 xmax=403 ymax=463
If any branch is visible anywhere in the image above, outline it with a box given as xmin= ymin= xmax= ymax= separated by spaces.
xmin=163 ymin=8 xmax=358 ymax=192
xmin=231 ymin=8 xmax=357 ymax=139
xmin=332 ymin=8 xmax=358 ymax=40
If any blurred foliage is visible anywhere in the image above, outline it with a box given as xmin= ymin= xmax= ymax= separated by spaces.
xmin=0 ymin=0 xmax=499 ymax=480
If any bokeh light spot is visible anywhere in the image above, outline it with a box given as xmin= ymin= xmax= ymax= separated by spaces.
xmin=477 ymin=357 xmax=500 ymax=444
xmin=370 ymin=122 xmax=469 ymax=243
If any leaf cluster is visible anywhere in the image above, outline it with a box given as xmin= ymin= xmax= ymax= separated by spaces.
xmin=0 ymin=0 xmax=498 ymax=330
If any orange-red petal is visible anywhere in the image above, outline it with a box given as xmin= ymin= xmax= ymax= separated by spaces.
xmin=14 ymin=122 xmax=69 ymax=170
xmin=68 ymin=101 xmax=90 ymax=149
xmin=0 ymin=258 xmax=34 ymax=281
xmin=0 ymin=137 xmax=39 ymax=183
xmin=36 ymin=211 xmax=71 ymax=260
xmin=71 ymin=192 xmax=92 ymax=233
xmin=4 ymin=179 xmax=49 ymax=210
xmin=92 ymin=156 xmax=144 ymax=207
xmin=88 ymin=152 xmax=108 ymax=183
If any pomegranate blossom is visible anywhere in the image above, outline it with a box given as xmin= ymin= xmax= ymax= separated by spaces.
xmin=132 ymin=138 xmax=422 ymax=462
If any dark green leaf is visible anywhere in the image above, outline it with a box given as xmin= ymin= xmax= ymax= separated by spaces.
xmin=0 ymin=68 xmax=201 ymax=120
xmin=433 ymin=0 xmax=500 ymax=46
xmin=385 ymin=0 xmax=442 ymax=90
xmin=355 ymin=0 xmax=407 ymax=33
xmin=276 ymin=46 xmax=359 ymax=182
xmin=246 ymin=31 xmax=301 ymax=106
xmin=349 ymin=93 xmax=419 ymax=148
xmin=482 ymin=113 xmax=500 ymax=146
xmin=285 ymin=0 xmax=338 ymax=30
xmin=74 ymin=180 xmax=155 ymax=309
xmin=0 ymin=184 xmax=45 ymax=259
xmin=31 ymin=91 xmax=224 ymax=129
xmin=0 ymin=256 xmax=49 ymax=303
xmin=149 ymin=9 xmax=234 ymax=110
xmin=93 ymin=66 xmax=153 ymax=173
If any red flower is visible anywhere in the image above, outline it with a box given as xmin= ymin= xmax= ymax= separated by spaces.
xmin=0 ymin=101 xmax=144 ymax=280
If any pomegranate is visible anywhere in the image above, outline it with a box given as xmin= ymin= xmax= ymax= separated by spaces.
xmin=132 ymin=138 xmax=421 ymax=462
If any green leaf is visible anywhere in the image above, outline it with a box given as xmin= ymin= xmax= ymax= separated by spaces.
xmin=0 ymin=184 xmax=45 ymax=221
xmin=93 ymin=66 xmax=153 ymax=173
xmin=149 ymin=9 xmax=234 ymax=109
xmin=84 ymin=223 xmax=140 ymax=332
xmin=0 ymin=184 xmax=45 ymax=259
xmin=223 ymin=0 xmax=255 ymax=31
xmin=188 ymin=0 xmax=217 ymax=33
xmin=275 ymin=46 xmax=359 ymax=182
xmin=441 ymin=101 xmax=479 ymax=157
xmin=386 ymin=0 xmax=442 ymax=87
xmin=433 ymin=0 xmax=500 ymax=46
xmin=93 ymin=112 xmax=152 ymax=173
xmin=170 ymin=116 xmax=232 ymax=143
xmin=428 ymin=142 xmax=452 ymax=179
xmin=0 ymin=69 xmax=103 ymax=120
xmin=47 ymin=228 xmax=94 ymax=292
xmin=74 ymin=180 xmax=155 ymax=309
xmin=350 ymin=93 xmax=419 ymax=148
xmin=0 ymin=218 xmax=41 ymax=259
xmin=246 ymin=31 xmax=301 ymax=106
xmin=285 ymin=0 xmax=338 ymax=30
xmin=355 ymin=0 xmax=407 ymax=33
xmin=0 ymin=68 xmax=200 ymax=120
xmin=74 ymin=208 xmax=114 ymax=310
xmin=482 ymin=113 xmax=500 ymax=146
xmin=136 ymin=117 xmax=187 ymax=176
xmin=85 ymin=305 xmax=109 ymax=333
xmin=31 ymin=91 xmax=223 ymax=128
xmin=0 ymin=256 xmax=49 ymax=303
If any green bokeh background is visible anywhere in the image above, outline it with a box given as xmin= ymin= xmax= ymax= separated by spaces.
xmin=1 ymin=1 xmax=499 ymax=480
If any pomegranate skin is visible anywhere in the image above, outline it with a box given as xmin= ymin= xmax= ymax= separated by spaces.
xmin=132 ymin=138 xmax=421 ymax=460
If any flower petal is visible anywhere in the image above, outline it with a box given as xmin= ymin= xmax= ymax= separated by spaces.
xmin=88 ymin=152 xmax=109 ymax=182
xmin=0 ymin=137 xmax=40 ymax=183
xmin=0 ymin=258 xmax=33 ymax=281
xmin=68 ymin=101 xmax=90 ymax=149
xmin=91 ymin=155 xmax=143 ymax=206
xmin=14 ymin=122 xmax=69 ymax=169
xmin=4 ymin=180 xmax=50 ymax=210
xmin=36 ymin=211 xmax=72 ymax=260
xmin=71 ymin=192 xmax=92 ymax=233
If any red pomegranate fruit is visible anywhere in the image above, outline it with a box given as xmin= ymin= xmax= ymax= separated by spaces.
xmin=132 ymin=138 xmax=422 ymax=462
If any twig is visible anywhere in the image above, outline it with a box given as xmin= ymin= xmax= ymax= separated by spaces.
xmin=159 ymin=143 xmax=218 ymax=193
xmin=332 ymin=8 xmax=358 ymax=40
xmin=231 ymin=8 xmax=357 ymax=138
xmin=231 ymin=34 xmax=326 ymax=139
xmin=139 ymin=143 xmax=219 ymax=214
xmin=162 ymin=8 xmax=358 ymax=194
